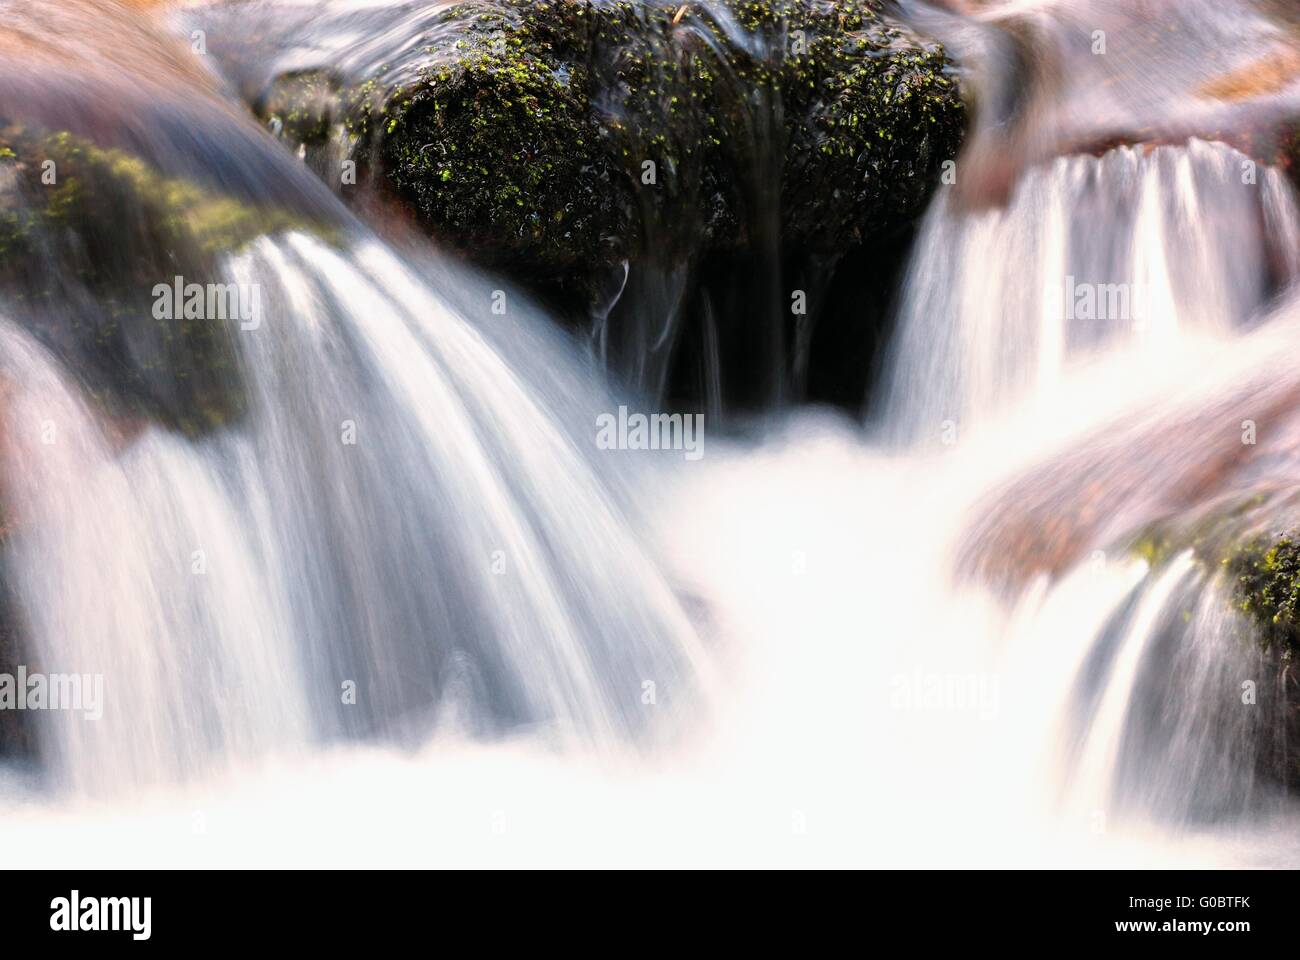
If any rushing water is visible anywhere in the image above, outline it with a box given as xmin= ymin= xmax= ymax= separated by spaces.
xmin=2 ymin=0 xmax=1300 ymax=867
xmin=880 ymin=140 xmax=1300 ymax=443
xmin=0 ymin=233 xmax=712 ymax=796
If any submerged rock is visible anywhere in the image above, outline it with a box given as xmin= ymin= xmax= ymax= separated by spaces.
xmin=0 ymin=0 xmax=346 ymax=438
xmin=0 ymin=127 xmax=328 ymax=436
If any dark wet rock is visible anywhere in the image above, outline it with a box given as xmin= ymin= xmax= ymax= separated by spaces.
xmin=196 ymin=0 xmax=964 ymax=408
xmin=246 ymin=1 xmax=961 ymax=273
xmin=0 ymin=575 xmax=33 ymax=763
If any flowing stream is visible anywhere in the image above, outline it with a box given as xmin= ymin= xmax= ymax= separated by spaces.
xmin=1 ymin=0 xmax=1300 ymax=867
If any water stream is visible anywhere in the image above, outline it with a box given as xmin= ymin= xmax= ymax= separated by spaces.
xmin=1 ymin=0 xmax=1299 ymax=867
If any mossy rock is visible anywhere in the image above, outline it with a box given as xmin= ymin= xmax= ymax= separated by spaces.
xmin=0 ymin=127 xmax=325 ymax=436
xmin=250 ymin=0 xmax=963 ymax=294
xmin=374 ymin=6 xmax=629 ymax=282
xmin=1122 ymin=490 xmax=1300 ymax=661
xmin=1225 ymin=532 xmax=1300 ymax=660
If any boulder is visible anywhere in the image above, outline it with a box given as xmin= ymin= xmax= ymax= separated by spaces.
xmin=208 ymin=0 xmax=964 ymax=406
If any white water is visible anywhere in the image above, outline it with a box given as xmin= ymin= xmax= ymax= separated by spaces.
xmin=3 ymin=1 xmax=1300 ymax=870
xmin=0 ymin=233 xmax=708 ymax=796
xmin=2 ymin=403 xmax=1297 ymax=867
xmin=2 ymin=217 xmax=1299 ymax=866
xmin=881 ymin=140 xmax=1299 ymax=444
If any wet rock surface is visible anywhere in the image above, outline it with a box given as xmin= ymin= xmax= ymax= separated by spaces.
xmin=191 ymin=0 xmax=965 ymax=409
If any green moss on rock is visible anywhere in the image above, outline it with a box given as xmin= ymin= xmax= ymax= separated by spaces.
xmin=263 ymin=70 xmax=341 ymax=149
xmin=1225 ymin=533 xmax=1300 ymax=659
xmin=259 ymin=0 xmax=964 ymax=289
xmin=0 ymin=127 xmax=326 ymax=436
xmin=374 ymin=6 xmax=626 ymax=279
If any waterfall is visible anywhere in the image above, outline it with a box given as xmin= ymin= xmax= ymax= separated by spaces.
xmin=853 ymin=0 xmax=1300 ymax=847
xmin=866 ymin=130 xmax=1300 ymax=831
xmin=878 ymin=140 xmax=1300 ymax=444
xmin=0 ymin=231 xmax=710 ymax=794
xmin=2 ymin=0 xmax=1300 ymax=869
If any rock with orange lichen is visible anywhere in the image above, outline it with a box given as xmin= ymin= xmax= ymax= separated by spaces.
xmin=1200 ymin=43 xmax=1300 ymax=103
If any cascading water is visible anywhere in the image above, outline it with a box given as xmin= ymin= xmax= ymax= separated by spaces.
xmin=3 ymin=0 xmax=1300 ymax=869
xmin=879 ymin=140 xmax=1300 ymax=443
xmin=0 ymin=229 xmax=712 ymax=795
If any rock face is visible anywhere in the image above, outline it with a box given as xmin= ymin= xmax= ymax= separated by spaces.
xmin=197 ymin=0 xmax=965 ymax=408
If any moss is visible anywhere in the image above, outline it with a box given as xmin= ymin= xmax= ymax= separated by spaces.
xmin=257 ymin=0 xmax=963 ymax=290
xmin=0 ymin=127 xmax=327 ymax=436
xmin=372 ymin=6 xmax=627 ymax=279
xmin=262 ymin=71 xmax=340 ymax=148
xmin=1131 ymin=528 xmax=1176 ymax=569
xmin=1124 ymin=485 xmax=1300 ymax=659
xmin=1224 ymin=533 xmax=1300 ymax=659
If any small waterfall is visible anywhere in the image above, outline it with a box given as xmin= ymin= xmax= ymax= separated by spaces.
xmin=878 ymin=140 xmax=1300 ymax=444
xmin=862 ymin=0 xmax=1300 ymax=837
xmin=0 ymin=230 xmax=710 ymax=794
xmin=1049 ymin=553 xmax=1278 ymax=826
xmin=0 ymin=320 xmax=313 ymax=791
